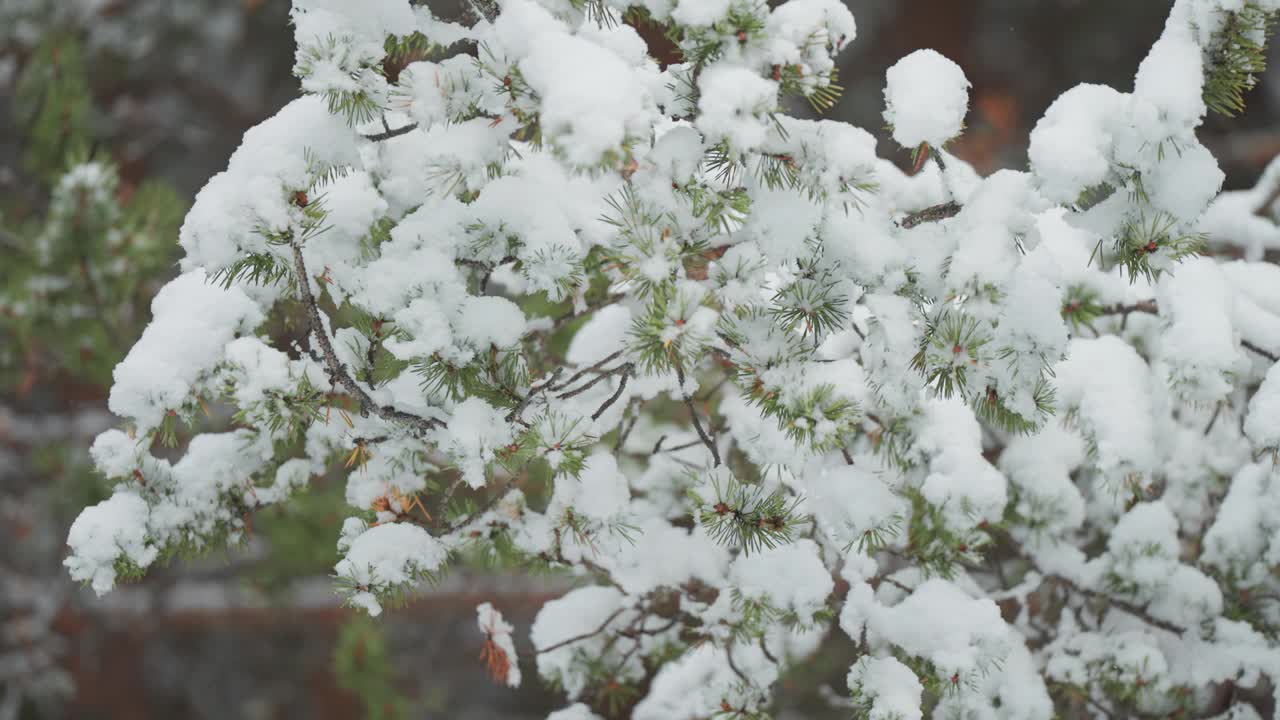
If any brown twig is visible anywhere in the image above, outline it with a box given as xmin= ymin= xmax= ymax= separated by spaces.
xmin=673 ymin=356 xmax=721 ymax=466
xmin=1046 ymin=572 xmax=1185 ymax=635
xmin=590 ymin=364 xmax=633 ymax=421
xmin=556 ymin=362 xmax=630 ymax=401
xmin=614 ymin=408 xmax=640 ymax=451
xmin=442 ymin=486 xmax=508 ymax=534
xmin=534 ymin=606 xmax=629 ymax=654
xmin=657 ymin=431 xmax=727 ymax=456
xmin=1098 ymin=300 xmax=1158 ymax=318
xmin=504 ymin=367 xmax=563 ymax=424
xmin=288 ymin=240 xmax=443 ymax=434
xmin=899 ymin=201 xmax=961 ymax=229
xmin=550 ymin=350 xmax=625 ymax=393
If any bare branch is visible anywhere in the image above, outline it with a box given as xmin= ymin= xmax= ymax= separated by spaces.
xmin=550 ymin=350 xmax=625 ymax=393
xmin=1203 ymin=401 xmax=1224 ymax=436
xmin=361 ymin=122 xmax=419 ymax=142
xmin=1243 ymin=338 xmax=1279 ymax=363
xmin=673 ymin=356 xmax=721 ymax=467
xmin=1098 ymin=300 xmax=1158 ymax=317
xmin=556 ymin=362 xmax=629 ymax=400
xmin=534 ymin=606 xmax=628 ymax=655
xmin=591 ymin=364 xmax=633 ymax=421
xmin=505 ymin=367 xmax=564 ymax=423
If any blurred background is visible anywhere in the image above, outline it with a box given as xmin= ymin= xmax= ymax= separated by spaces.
xmin=0 ymin=1 xmax=1276 ymax=719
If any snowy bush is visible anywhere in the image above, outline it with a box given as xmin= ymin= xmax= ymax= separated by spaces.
xmin=67 ymin=0 xmax=1280 ymax=717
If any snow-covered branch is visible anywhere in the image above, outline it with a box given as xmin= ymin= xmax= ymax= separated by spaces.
xmin=63 ymin=0 xmax=1280 ymax=717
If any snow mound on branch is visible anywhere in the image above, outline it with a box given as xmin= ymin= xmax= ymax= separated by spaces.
xmin=64 ymin=491 xmax=157 ymax=595
xmin=335 ymin=520 xmax=448 ymax=616
xmin=883 ymin=49 xmax=970 ymax=148
xmin=108 ymin=270 xmax=263 ymax=433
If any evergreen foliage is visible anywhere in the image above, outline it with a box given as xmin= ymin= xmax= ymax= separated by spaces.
xmin=59 ymin=1 xmax=1280 ymax=719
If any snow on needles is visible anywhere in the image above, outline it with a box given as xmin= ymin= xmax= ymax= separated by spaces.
xmin=64 ymin=0 xmax=1280 ymax=717
xmin=883 ymin=49 xmax=970 ymax=148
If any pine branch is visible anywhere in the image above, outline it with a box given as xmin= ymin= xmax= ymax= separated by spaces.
xmin=673 ymin=356 xmax=721 ymax=466
xmin=555 ymin=361 xmax=629 ymax=400
xmin=550 ymin=350 xmax=625 ymax=393
xmin=656 ymin=429 xmax=728 ymax=456
xmin=612 ymin=401 xmax=642 ymax=452
xmin=898 ymin=201 xmax=962 ymax=229
xmin=1242 ymin=339 xmax=1279 ymax=363
xmin=1097 ymin=300 xmax=1158 ymax=317
xmin=535 ymin=606 xmax=628 ymax=654
xmin=543 ymin=293 xmax=628 ymax=335
xmin=361 ymin=122 xmax=419 ymax=142
xmin=590 ymin=364 xmax=633 ymax=421
xmin=288 ymin=239 xmax=443 ymax=434
xmin=442 ymin=486 xmax=508 ymax=533
xmin=725 ymin=641 xmax=749 ymax=682
xmin=1203 ymin=4 xmax=1276 ymax=117
xmin=505 ymin=367 xmax=563 ymax=423
xmin=1047 ymin=574 xmax=1186 ymax=636
xmin=696 ymin=472 xmax=803 ymax=554
xmin=1070 ymin=300 xmax=1280 ymax=361
xmin=1203 ymin=401 xmax=1224 ymax=436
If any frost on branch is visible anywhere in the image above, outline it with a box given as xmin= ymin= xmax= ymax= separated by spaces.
xmin=66 ymin=0 xmax=1280 ymax=717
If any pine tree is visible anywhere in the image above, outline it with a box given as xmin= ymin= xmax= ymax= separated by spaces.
xmin=64 ymin=1 xmax=1280 ymax=718
xmin=0 ymin=11 xmax=395 ymax=717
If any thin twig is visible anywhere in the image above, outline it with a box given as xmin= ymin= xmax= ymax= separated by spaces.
xmin=1243 ymin=338 xmax=1279 ymax=363
xmin=658 ymin=434 xmax=724 ymax=455
xmin=535 ymin=606 xmax=628 ymax=654
xmin=505 ymin=367 xmax=563 ymax=423
xmin=535 ymin=293 xmax=628 ymax=338
xmin=613 ymin=401 xmax=641 ymax=452
xmin=1046 ymin=574 xmax=1185 ymax=635
xmin=1098 ymin=300 xmax=1158 ymax=317
xmin=438 ymin=478 xmax=466 ymax=519
xmin=591 ymin=364 xmax=633 ymax=420
xmin=758 ymin=636 xmax=778 ymax=665
xmin=551 ymin=350 xmax=625 ymax=393
xmin=673 ymin=356 xmax=721 ymax=466
xmin=725 ymin=641 xmax=747 ymax=681
xmin=1203 ymin=401 xmax=1223 ymax=436
xmin=556 ymin=363 xmax=629 ymax=400
xmin=442 ymin=486 xmax=507 ymax=533
xmin=694 ymin=373 xmax=731 ymax=403
xmin=361 ymin=122 xmax=419 ymax=142
xmin=989 ymin=526 xmax=1187 ymax=636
